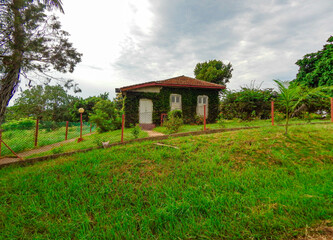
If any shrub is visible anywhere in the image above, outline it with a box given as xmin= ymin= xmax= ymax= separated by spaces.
xmin=131 ymin=124 xmax=141 ymax=139
xmin=1 ymin=118 xmax=35 ymax=131
xmin=217 ymin=112 xmax=226 ymax=128
xmin=164 ymin=110 xmax=183 ymax=134
xmin=90 ymin=100 xmax=122 ymax=133
xmin=194 ymin=115 xmax=204 ymax=125
xmin=274 ymin=112 xmax=285 ymax=122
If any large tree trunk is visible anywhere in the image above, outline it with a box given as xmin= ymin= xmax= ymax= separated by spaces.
xmin=0 ymin=69 xmax=21 ymax=124
xmin=0 ymin=0 xmax=24 ymax=124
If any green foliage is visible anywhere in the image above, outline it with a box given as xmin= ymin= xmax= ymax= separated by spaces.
xmin=1 ymin=118 xmax=35 ymax=131
xmin=69 ymin=93 xmax=109 ymax=122
xmin=9 ymin=84 xmax=77 ymax=122
xmin=194 ymin=59 xmax=233 ymax=85
xmin=221 ymin=83 xmax=277 ymax=120
xmin=0 ymin=0 xmax=82 ymax=123
xmin=217 ymin=112 xmax=226 ymax=128
xmin=164 ymin=110 xmax=183 ymax=134
xmin=124 ymin=88 xmax=219 ymax=127
xmin=131 ymin=124 xmax=141 ymax=139
xmin=274 ymin=112 xmax=285 ymax=122
xmin=90 ymin=99 xmax=122 ymax=133
xmin=293 ymin=35 xmax=333 ymax=87
xmin=274 ymin=79 xmax=333 ymax=134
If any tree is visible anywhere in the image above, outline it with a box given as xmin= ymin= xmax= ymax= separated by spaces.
xmin=10 ymin=84 xmax=77 ymax=121
xmin=293 ymin=35 xmax=333 ymax=87
xmin=0 ymin=0 xmax=82 ymax=124
xmin=69 ymin=93 xmax=110 ymax=122
xmin=194 ymin=59 xmax=233 ymax=85
xmin=90 ymin=99 xmax=122 ymax=133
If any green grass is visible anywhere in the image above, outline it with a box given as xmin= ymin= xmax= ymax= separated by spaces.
xmin=0 ymin=124 xmax=332 ymax=239
xmin=26 ymin=127 xmax=149 ymax=158
xmin=0 ymin=123 xmax=93 ymax=157
xmin=154 ymin=118 xmax=329 ymax=134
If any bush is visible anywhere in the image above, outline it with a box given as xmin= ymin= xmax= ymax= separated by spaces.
xmin=1 ymin=118 xmax=35 ymax=131
xmin=90 ymin=100 xmax=122 ymax=133
xmin=220 ymin=84 xmax=277 ymax=120
xmin=164 ymin=110 xmax=183 ymax=134
xmin=274 ymin=112 xmax=285 ymax=122
xmin=131 ymin=124 xmax=141 ymax=139
xmin=217 ymin=112 xmax=226 ymax=128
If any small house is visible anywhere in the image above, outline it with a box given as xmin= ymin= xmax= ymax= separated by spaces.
xmin=118 ymin=75 xmax=225 ymax=129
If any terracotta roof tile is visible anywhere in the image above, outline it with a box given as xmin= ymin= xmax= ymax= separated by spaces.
xmin=120 ymin=75 xmax=225 ymax=92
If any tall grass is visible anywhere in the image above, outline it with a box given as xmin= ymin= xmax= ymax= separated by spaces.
xmin=0 ymin=124 xmax=332 ymax=239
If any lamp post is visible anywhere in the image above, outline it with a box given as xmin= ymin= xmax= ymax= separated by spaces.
xmin=78 ymin=108 xmax=84 ymax=142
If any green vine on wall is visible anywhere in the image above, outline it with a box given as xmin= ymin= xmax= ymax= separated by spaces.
xmin=124 ymin=88 xmax=220 ymax=127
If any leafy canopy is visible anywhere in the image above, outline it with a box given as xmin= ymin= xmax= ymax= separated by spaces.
xmin=293 ymin=35 xmax=333 ymax=87
xmin=194 ymin=59 xmax=233 ymax=85
xmin=0 ymin=0 xmax=82 ymax=123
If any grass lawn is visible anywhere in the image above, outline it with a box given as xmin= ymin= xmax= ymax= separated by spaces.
xmin=26 ymin=127 xmax=149 ymax=158
xmin=0 ymin=123 xmax=93 ymax=157
xmin=0 ymin=124 xmax=332 ymax=239
xmin=154 ymin=118 xmax=330 ymax=134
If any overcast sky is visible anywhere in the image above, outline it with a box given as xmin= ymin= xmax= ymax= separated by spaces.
xmin=52 ymin=0 xmax=333 ymax=99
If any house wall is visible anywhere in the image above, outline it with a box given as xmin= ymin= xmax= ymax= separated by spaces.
xmin=124 ymin=87 xmax=220 ymax=127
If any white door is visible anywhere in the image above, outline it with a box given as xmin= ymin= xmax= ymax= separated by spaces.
xmin=196 ymin=95 xmax=208 ymax=117
xmin=139 ymin=99 xmax=153 ymax=124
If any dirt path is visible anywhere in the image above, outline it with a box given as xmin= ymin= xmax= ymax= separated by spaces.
xmin=0 ymin=133 xmax=94 ymax=166
xmin=144 ymin=130 xmax=165 ymax=137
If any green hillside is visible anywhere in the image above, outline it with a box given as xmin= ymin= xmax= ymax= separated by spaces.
xmin=1 ymin=124 xmax=332 ymax=239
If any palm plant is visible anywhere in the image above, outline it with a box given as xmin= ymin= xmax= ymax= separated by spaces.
xmin=274 ymin=80 xmax=333 ymax=135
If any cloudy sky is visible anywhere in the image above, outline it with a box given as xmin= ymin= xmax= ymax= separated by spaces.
xmin=55 ymin=0 xmax=333 ymax=99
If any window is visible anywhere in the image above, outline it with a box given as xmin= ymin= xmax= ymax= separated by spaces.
xmin=170 ymin=94 xmax=182 ymax=110
xmin=198 ymin=95 xmax=208 ymax=105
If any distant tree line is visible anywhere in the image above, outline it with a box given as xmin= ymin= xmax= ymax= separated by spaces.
xmin=4 ymin=84 xmax=124 ymax=133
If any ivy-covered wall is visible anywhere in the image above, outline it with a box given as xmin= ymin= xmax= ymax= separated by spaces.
xmin=124 ymin=87 xmax=219 ymax=127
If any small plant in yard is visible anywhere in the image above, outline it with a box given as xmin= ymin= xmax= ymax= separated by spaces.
xmin=217 ymin=112 xmax=226 ymax=128
xmin=51 ymin=145 xmax=64 ymax=154
xmin=131 ymin=124 xmax=141 ymax=139
xmin=274 ymin=79 xmax=333 ymax=134
xmin=274 ymin=111 xmax=285 ymax=122
xmin=164 ymin=110 xmax=183 ymax=134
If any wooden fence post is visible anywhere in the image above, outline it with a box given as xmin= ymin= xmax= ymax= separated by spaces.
xmin=0 ymin=129 xmax=2 ymax=158
xmin=34 ymin=119 xmax=39 ymax=147
xmin=204 ymin=105 xmax=207 ymax=131
xmin=65 ymin=121 xmax=69 ymax=140
xmin=90 ymin=123 xmax=92 ymax=133
xmin=331 ymin=97 xmax=333 ymax=123
xmin=121 ymin=114 xmax=125 ymax=143
xmin=271 ymin=101 xmax=275 ymax=126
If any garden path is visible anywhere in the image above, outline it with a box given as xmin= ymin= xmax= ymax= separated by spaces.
xmin=144 ymin=130 xmax=165 ymax=137
xmin=0 ymin=133 xmax=94 ymax=166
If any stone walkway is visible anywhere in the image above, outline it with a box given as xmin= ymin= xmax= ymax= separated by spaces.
xmin=0 ymin=133 xmax=94 ymax=166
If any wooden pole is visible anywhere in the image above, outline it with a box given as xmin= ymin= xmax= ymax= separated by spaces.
xmin=34 ymin=119 xmax=39 ymax=147
xmin=0 ymin=129 xmax=2 ymax=158
xmin=77 ymin=113 xmax=83 ymax=142
xmin=331 ymin=97 xmax=333 ymax=123
xmin=204 ymin=105 xmax=207 ymax=131
xmin=1 ymin=139 xmax=24 ymax=161
xmin=65 ymin=121 xmax=69 ymax=140
xmin=121 ymin=114 xmax=125 ymax=143
xmin=271 ymin=101 xmax=275 ymax=126
xmin=90 ymin=123 xmax=92 ymax=133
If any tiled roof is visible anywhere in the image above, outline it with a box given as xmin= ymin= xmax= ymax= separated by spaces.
xmin=120 ymin=75 xmax=225 ymax=92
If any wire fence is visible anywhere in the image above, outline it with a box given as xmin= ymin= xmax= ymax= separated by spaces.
xmin=0 ymin=120 xmax=95 ymax=158
xmin=0 ymin=98 xmax=332 ymax=160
